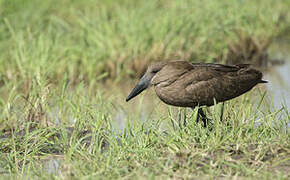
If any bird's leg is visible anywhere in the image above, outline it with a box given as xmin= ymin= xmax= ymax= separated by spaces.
xmin=198 ymin=108 xmax=207 ymax=127
xmin=196 ymin=111 xmax=200 ymax=123
xmin=195 ymin=107 xmax=200 ymax=123
xmin=193 ymin=107 xmax=207 ymax=127
xmin=183 ymin=108 xmax=187 ymax=127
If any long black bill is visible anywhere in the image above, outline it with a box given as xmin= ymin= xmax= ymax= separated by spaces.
xmin=126 ymin=77 xmax=149 ymax=102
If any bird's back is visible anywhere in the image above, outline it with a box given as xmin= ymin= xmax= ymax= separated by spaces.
xmin=153 ymin=61 xmax=266 ymax=107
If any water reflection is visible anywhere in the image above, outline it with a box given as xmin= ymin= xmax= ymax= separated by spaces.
xmin=41 ymin=156 xmax=62 ymax=175
xmin=264 ymin=60 xmax=290 ymax=109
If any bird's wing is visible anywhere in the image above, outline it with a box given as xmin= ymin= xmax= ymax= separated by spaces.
xmin=152 ymin=61 xmax=194 ymax=86
xmin=183 ymin=68 xmax=224 ymax=105
xmin=184 ymin=64 xmax=259 ymax=106
xmin=190 ymin=63 xmax=251 ymax=72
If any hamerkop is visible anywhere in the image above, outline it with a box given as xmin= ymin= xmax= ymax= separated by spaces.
xmin=126 ymin=60 xmax=267 ymax=127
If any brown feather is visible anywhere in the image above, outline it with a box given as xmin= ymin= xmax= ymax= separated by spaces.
xmin=152 ymin=61 xmax=266 ymax=107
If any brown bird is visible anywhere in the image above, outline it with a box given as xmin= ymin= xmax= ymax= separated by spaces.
xmin=126 ymin=60 xmax=267 ymax=127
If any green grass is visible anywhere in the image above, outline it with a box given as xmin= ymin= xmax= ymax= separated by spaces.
xmin=0 ymin=84 xmax=289 ymax=179
xmin=0 ymin=0 xmax=289 ymax=179
xmin=0 ymin=0 xmax=289 ymax=82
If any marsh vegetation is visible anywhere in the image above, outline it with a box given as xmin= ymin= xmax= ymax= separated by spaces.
xmin=0 ymin=0 xmax=289 ymax=179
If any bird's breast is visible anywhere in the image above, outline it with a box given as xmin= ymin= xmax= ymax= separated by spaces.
xmin=154 ymin=82 xmax=197 ymax=107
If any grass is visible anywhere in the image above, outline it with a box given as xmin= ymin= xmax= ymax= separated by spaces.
xmin=0 ymin=0 xmax=289 ymax=179
xmin=0 ymin=85 xmax=289 ymax=179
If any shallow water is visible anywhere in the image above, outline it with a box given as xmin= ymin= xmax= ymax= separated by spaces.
xmin=41 ymin=156 xmax=62 ymax=176
xmin=264 ymin=60 xmax=290 ymax=109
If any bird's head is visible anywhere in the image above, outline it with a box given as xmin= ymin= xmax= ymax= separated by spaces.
xmin=126 ymin=61 xmax=166 ymax=102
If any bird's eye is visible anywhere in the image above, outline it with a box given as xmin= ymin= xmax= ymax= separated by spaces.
xmin=152 ymin=69 xmax=159 ymax=73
